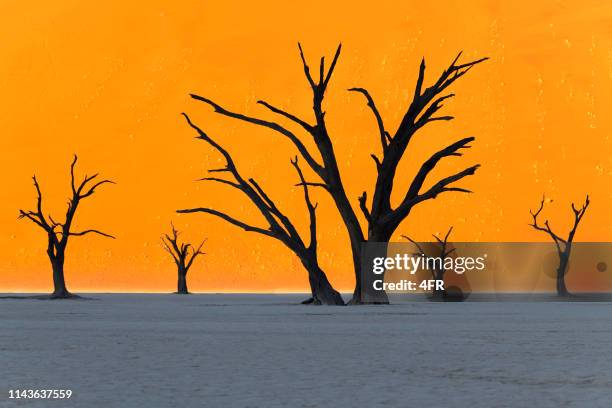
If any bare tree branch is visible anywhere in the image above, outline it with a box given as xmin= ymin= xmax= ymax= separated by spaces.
xmin=349 ymin=87 xmax=387 ymax=151
xmin=298 ymin=42 xmax=317 ymax=90
xmin=257 ymin=100 xmax=313 ymax=132
xmin=186 ymin=239 xmax=206 ymax=271
xmin=177 ymin=207 xmax=274 ymax=236
xmin=70 ymin=155 xmax=78 ymax=196
xmin=181 ymin=113 xmax=295 ymax=241
xmin=401 ymin=234 xmax=426 ymax=256
xmin=323 ymin=44 xmax=342 ymax=91
xmin=31 ymin=176 xmax=51 ymax=230
xmin=199 ymin=177 xmax=242 ymax=190
xmin=529 ymin=196 xmax=567 ymax=252
xmin=403 ymin=226 xmax=455 ymax=281
xmin=189 ymin=94 xmax=324 ymax=176
xmin=296 ymin=181 xmax=328 ymax=190
xmin=414 ymin=58 xmax=426 ymax=102
xmin=443 ymin=226 xmax=454 ymax=244
xmin=403 ymin=137 xmax=476 ymax=203
xmin=530 ymin=194 xmax=590 ymax=254
xmin=18 ymin=210 xmax=46 ymax=229
xmin=69 ymin=229 xmax=115 ymax=239
xmin=248 ymin=177 xmax=301 ymax=241
xmin=297 ymin=42 xmax=342 ymax=93
xmin=370 ymin=154 xmax=382 ymax=171
xmin=414 ymin=164 xmax=479 ymax=202
xmin=161 ymin=238 xmax=179 ymax=265
xmin=368 ymin=53 xmax=487 ymax=224
xmin=391 ymin=164 xmax=479 ymax=223
xmin=80 ymin=179 xmax=115 ymax=199
xmin=570 ymin=194 xmax=590 ymax=235
xmin=358 ymin=192 xmax=372 ymax=224
xmin=291 ymin=156 xmax=318 ymax=251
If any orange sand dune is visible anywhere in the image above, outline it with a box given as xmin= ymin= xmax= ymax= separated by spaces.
xmin=0 ymin=1 xmax=610 ymax=292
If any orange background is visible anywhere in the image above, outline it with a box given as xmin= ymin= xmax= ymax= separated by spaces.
xmin=0 ymin=1 xmax=610 ymax=293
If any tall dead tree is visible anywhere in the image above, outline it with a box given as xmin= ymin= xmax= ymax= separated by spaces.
xmin=177 ymin=113 xmax=344 ymax=305
xmin=189 ymin=44 xmax=484 ymax=303
xmin=529 ymin=195 xmax=590 ymax=296
xmin=403 ymin=227 xmax=455 ymax=299
xmin=161 ymin=224 xmax=205 ymax=294
xmin=18 ymin=155 xmax=115 ymax=298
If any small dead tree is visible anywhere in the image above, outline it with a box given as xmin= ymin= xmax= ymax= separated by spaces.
xmin=189 ymin=44 xmax=485 ymax=304
xmin=161 ymin=224 xmax=205 ymax=294
xmin=529 ymin=195 xmax=590 ymax=296
xmin=403 ymin=227 xmax=455 ymax=299
xmin=177 ymin=114 xmax=344 ymax=305
xmin=18 ymin=155 xmax=115 ymax=298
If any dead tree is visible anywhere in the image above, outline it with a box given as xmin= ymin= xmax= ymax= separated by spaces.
xmin=403 ymin=227 xmax=455 ymax=299
xmin=177 ymin=113 xmax=344 ymax=305
xmin=18 ymin=155 xmax=115 ymax=298
xmin=189 ymin=44 xmax=484 ymax=303
xmin=529 ymin=195 xmax=590 ymax=296
xmin=161 ymin=224 xmax=205 ymax=294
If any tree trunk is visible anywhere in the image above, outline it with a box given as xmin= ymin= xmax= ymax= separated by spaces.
xmin=332 ymin=194 xmax=364 ymax=304
xmin=302 ymin=274 xmax=318 ymax=304
xmin=432 ymin=274 xmax=447 ymax=300
xmin=430 ymin=268 xmax=446 ymax=300
xmin=346 ymin=236 xmax=364 ymax=304
xmin=557 ymin=252 xmax=570 ymax=297
xmin=50 ymin=256 xmax=72 ymax=298
xmin=359 ymin=241 xmax=391 ymax=304
xmin=323 ymin=183 xmax=364 ymax=305
xmin=177 ymin=268 xmax=189 ymax=294
xmin=301 ymin=255 xmax=344 ymax=305
xmin=352 ymin=225 xmax=393 ymax=304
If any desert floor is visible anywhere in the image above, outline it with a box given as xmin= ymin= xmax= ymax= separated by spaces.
xmin=1 ymin=294 xmax=612 ymax=407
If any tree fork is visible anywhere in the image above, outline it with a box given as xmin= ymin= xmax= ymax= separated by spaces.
xmin=161 ymin=223 xmax=206 ymax=295
xmin=18 ymin=155 xmax=114 ymax=299
xmin=188 ymin=45 xmax=486 ymax=304
xmin=529 ymin=195 xmax=590 ymax=297
xmin=178 ymin=114 xmax=344 ymax=305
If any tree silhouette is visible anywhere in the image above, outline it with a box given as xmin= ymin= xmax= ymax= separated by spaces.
xmin=18 ymin=155 xmax=115 ymax=299
xmin=189 ymin=44 xmax=484 ymax=303
xmin=177 ymin=114 xmax=344 ymax=305
xmin=529 ymin=195 xmax=590 ymax=296
xmin=161 ymin=223 xmax=205 ymax=294
xmin=403 ymin=227 xmax=455 ymax=299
